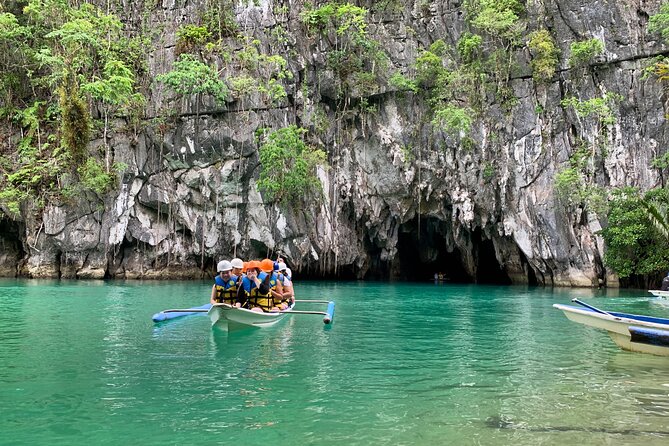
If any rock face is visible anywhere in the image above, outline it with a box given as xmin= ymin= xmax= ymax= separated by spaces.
xmin=1 ymin=0 xmax=668 ymax=285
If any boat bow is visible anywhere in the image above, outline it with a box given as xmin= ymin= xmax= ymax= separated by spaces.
xmin=553 ymin=303 xmax=669 ymax=356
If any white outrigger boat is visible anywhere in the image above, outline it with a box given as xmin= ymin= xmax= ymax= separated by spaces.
xmin=207 ymin=302 xmax=295 ymax=329
xmin=153 ymin=299 xmax=335 ymax=329
xmin=648 ymin=289 xmax=669 ymax=299
xmin=554 ymin=299 xmax=669 ymax=356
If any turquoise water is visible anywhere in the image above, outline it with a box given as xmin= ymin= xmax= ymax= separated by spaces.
xmin=1 ymin=280 xmax=669 ymax=445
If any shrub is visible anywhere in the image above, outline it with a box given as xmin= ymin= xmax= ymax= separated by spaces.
xmin=176 ymin=24 xmax=212 ymax=54
xmin=471 ymin=0 xmax=524 ymax=40
xmin=388 ymin=72 xmax=418 ymax=93
xmin=432 ymin=105 xmax=474 ymax=136
xmin=554 ymin=167 xmax=583 ymax=204
xmin=257 ymin=126 xmax=327 ymax=205
xmin=156 ymin=53 xmax=228 ymax=104
xmin=457 ymin=32 xmax=483 ymax=63
xmin=59 ymin=81 xmax=91 ymax=164
xmin=528 ymin=29 xmax=559 ymax=83
xmin=561 ymin=93 xmax=621 ymax=126
xmin=568 ymin=38 xmax=604 ymax=68
xmin=649 ymin=3 xmax=669 ymax=42
xmin=77 ymin=158 xmax=115 ymax=194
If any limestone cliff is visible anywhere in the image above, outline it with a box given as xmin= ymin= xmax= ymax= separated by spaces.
xmin=1 ymin=0 xmax=668 ymax=286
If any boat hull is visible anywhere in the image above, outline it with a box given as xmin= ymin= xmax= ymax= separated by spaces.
xmin=207 ymin=303 xmax=293 ymax=329
xmin=553 ymin=304 xmax=669 ymax=356
xmin=648 ymin=289 xmax=669 ymax=299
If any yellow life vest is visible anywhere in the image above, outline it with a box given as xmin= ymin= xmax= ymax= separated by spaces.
xmin=215 ymin=278 xmax=238 ymax=305
xmin=248 ymin=287 xmax=274 ymax=311
xmin=247 ymin=275 xmax=277 ymax=311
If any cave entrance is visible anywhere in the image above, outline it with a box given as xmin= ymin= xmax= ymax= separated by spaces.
xmin=471 ymin=228 xmax=512 ymax=285
xmin=397 ymin=217 xmax=470 ymax=283
xmin=397 ymin=217 xmax=513 ymax=285
xmin=0 ymin=217 xmax=25 ymax=276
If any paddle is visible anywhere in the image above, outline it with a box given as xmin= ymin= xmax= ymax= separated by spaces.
xmin=152 ymin=303 xmax=213 ymax=322
xmin=161 ymin=308 xmax=209 ymax=313
xmin=158 ymin=303 xmax=232 ymax=314
xmin=281 ymin=310 xmax=328 ymax=315
xmin=294 ymin=299 xmax=331 ymax=303
xmin=571 ymin=298 xmax=615 ymax=317
xmin=281 ymin=300 xmax=335 ymax=324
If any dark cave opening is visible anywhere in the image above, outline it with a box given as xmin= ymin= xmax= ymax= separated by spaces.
xmin=107 ymin=237 xmax=137 ymax=278
xmin=0 ymin=217 xmax=25 ymax=276
xmin=397 ymin=217 xmax=513 ymax=285
xmin=519 ymin=249 xmax=538 ymax=286
xmin=249 ymin=239 xmax=273 ymax=260
xmin=471 ymin=228 xmax=512 ymax=285
xmin=396 ymin=217 xmax=471 ymax=283
xmin=363 ymin=240 xmax=395 ymax=280
xmin=55 ymin=250 xmax=62 ymax=279
xmin=0 ymin=218 xmax=22 ymax=247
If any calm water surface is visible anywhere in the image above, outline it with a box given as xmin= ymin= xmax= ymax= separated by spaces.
xmin=1 ymin=280 xmax=669 ymax=445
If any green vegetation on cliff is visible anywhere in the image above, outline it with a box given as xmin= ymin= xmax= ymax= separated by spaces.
xmin=598 ymin=2 xmax=669 ymax=283
xmin=527 ymin=29 xmax=559 ymax=83
xmin=600 ymin=188 xmax=669 ymax=279
xmin=0 ymin=0 xmax=144 ymax=214
xmin=257 ymin=125 xmax=327 ymax=206
xmin=300 ymin=2 xmax=388 ymax=98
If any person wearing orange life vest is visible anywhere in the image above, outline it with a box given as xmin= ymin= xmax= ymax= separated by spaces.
xmin=210 ymin=260 xmax=241 ymax=306
xmin=260 ymin=258 xmax=284 ymax=309
xmin=239 ymin=260 xmax=274 ymax=312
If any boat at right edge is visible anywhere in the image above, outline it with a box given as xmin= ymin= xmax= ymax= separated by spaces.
xmin=553 ymin=302 xmax=669 ymax=356
xmin=648 ymin=289 xmax=669 ymax=299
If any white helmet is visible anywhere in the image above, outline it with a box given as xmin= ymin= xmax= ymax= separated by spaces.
xmin=230 ymin=258 xmax=244 ymax=269
xmin=278 ymin=262 xmax=287 ymax=271
xmin=217 ymin=260 xmax=232 ymax=272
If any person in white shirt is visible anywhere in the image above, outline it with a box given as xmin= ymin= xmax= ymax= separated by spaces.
xmin=276 ymin=261 xmax=294 ymax=309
